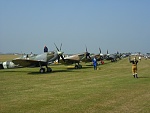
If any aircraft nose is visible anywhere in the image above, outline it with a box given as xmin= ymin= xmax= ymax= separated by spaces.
xmin=57 ymin=51 xmax=64 ymax=55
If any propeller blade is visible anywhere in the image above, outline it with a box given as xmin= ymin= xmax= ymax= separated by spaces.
xmin=60 ymin=43 xmax=62 ymax=51
xmin=89 ymin=55 xmax=91 ymax=60
xmin=57 ymin=52 xmax=65 ymax=63
xmin=86 ymin=52 xmax=91 ymax=59
xmin=55 ymin=43 xmax=65 ymax=62
xmin=58 ymin=56 xmax=60 ymax=63
xmin=99 ymin=47 xmax=101 ymax=54
xmin=107 ymin=49 xmax=109 ymax=54
xmin=54 ymin=43 xmax=59 ymax=51
xmin=60 ymin=55 xmax=65 ymax=62
xmin=84 ymin=45 xmax=91 ymax=59
xmin=86 ymin=46 xmax=87 ymax=52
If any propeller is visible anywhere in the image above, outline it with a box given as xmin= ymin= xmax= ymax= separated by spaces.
xmin=85 ymin=46 xmax=91 ymax=59
xmin=54 ymin=43 xmax=65 ymax=62
xmin=107 ymin=49 xmax=109 ymax=54
xmin=99 ymin=47 xmax=101 ymax=54
xmin=54 ymin=43 xmax=59 ymax=51
xmin=99 ymin=47 xmax=103 ymax=60
xmin=60 ymin=43 xmax=62 ymax=51
xmin=99 ymin=47 xmax=102 ymax=60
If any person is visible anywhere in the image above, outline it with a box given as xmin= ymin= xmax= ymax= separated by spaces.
xmin=44 ymin=46 xmax=48 ymax=52
xmin=129 ymin=56 xmax=139 ymax=78
xmin=92 ymin=57 xmax=97 ymax=70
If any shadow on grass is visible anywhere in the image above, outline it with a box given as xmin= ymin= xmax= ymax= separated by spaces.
xmin=85 ymin=61 xmax=114 ymax=66
xmin=27 ymin=66 xmax=94 ymax=75
xmin=0 ymin=66 xmax=92 ymax=75
xmin=27 ymin=69 xmax=76 ymax=75
xmin=67 ymin=66 xmax=92 ymax=70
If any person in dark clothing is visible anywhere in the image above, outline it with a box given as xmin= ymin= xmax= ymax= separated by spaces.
xmin=129 ymin=56 xmax=139 ymax=78
xmin=44 ymin=46 xmax=48 ymax=52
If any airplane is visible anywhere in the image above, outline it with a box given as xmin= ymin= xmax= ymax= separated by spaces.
xmin=91 ymin=47 xmax=104 ymax=61
xmin=82 ymin=48 xmax=120 ymax=63
xmin=12 ymin=45 xmax=65 ymax=73
xmin=57 ymin=46 xmax=91 ymax=69
xmin=81 ymin=48 xmax=121 ymax=63
xmin=104 ymin=50 xmax=121 ymax=62
xmin=81 ymin=47 xmax=104 ymax=63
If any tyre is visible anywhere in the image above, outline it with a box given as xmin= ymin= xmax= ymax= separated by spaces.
xmin=47 ymin=67 xmax=52 ymax=72
xmin=40 ymin=68 xmax=45 ymax=73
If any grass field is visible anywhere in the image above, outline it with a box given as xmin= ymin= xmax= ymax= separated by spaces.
xmin=0 ymin=55 xmax=150 ymax=113
xmin=0 ymin=54 xmax=21 ymax=62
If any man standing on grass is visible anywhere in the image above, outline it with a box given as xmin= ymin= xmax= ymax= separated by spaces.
xmin=129 ymin=56 xmax=139 ymax=78
xmin=92 ymin=57 xmax=97 ymax=70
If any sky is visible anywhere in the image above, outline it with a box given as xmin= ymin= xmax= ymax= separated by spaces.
xmin=0 ymin=0 xmax=150 ymax=54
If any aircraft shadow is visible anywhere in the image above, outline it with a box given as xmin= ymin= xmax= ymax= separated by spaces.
xmin=27 ymin=69 xmax=75 ymax=75
xmin=84 ymin=61 xmax=113 ymax=66
xmin=28 ymin=66 xmax=94 ymax=75
xmin=66 ymin=66 xmax=92 ymax=70
xmin=81 ymin=66 xmax=93 ymax=69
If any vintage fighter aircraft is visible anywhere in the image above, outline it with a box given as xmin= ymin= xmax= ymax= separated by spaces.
xmin=59 ymin=53 xmax=91 ymax=69
xmin=104 ymin=50 xmax=121 ymax=62
xmin=82 ymin=48 xmax=121 ymax=63
xmin=57 ymin=46 xmax=91 ymax=69
xmin=81 ymin=47 xmax=104 ymax=63
xmin=12 ymin=45 xmax=65 ymax=73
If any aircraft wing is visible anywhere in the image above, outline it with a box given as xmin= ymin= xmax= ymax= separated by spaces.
xmin=59 ymin=58 xmax=80 ymax=65
xmin=12 ymin=59 xmax=47 ymax=67
xmin=65 ymin=59 xmax=80 ymax=63
xmin=59 ymin=54 xmax=84 ymax=65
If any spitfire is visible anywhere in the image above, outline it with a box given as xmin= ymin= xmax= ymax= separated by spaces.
xmin=12 ymin=44 xmax=65 ymax=73
xmin=81 ymin=47 xmax=104 ymax=63
xmin=104 ymin=50 xmax=121 ymax=62
xmin=59 ymin=53 xmax=85 ymax=69
xmin=58 ymin=46 xmax=91 ymax=69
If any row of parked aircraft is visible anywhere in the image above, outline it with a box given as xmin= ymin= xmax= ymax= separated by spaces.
xmin=0 ymin=44 xmax=124 ymax=73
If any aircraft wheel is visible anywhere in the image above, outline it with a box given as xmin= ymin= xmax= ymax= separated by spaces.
xmin=47 ymin=67 xmax=52 ymax=72
xmin=78 ymin=65 xmax=82 ymax=69
xmin=75 ymin=65 xmax=79 ymax=69
xmin=40 ymin=68 xmax=45 ymax=73
xmin=111 ymin=59 xmax=114 ymax=62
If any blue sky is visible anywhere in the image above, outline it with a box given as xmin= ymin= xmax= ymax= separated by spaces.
xmin=0 ymin=0 xmax=150 ymax=54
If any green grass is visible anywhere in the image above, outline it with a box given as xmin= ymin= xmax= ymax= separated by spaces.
xmin=0 ymin=56 xmax=150 ymax=113
xmin=0 ymin=54 xmax=21 ymax=62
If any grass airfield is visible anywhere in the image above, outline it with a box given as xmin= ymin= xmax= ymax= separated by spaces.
xmin=0 ymin=55 xmax=150 ymax=113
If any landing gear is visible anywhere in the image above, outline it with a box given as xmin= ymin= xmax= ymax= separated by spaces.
xmin=40 ymin=68 xmax=45 ymax=73
xmin=47 ymin=67 xmax=52 ymax=72
xmin=39 ymin=67 xmax=52 ymax=73
xmin=111 ymin=58 xmax=117 ymax=62
xmin=75 ymin=64 xmax=82 ymax=69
